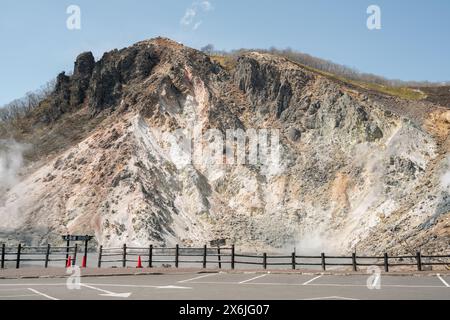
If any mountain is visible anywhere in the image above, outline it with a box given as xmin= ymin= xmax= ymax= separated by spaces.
xmin=0 ymin=37 xmax=449 ymax=254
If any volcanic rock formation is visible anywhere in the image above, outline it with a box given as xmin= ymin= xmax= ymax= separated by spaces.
xmin=0 ymin=38 xmax=449 ymax=255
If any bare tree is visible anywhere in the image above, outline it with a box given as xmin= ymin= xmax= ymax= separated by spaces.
xmin=210 ymin=45 xmax=448 ymax=88
xmin=0 ymin=79 xmax=55 ymax=124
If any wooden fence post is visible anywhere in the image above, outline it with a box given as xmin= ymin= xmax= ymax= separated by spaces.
xmin=97 ymin=245 xmax=103 ymax=268
xmin=291 ymin=252 xmax=296 ymax=270
xmin=321 ymin=253 xmax=326 ymax=271
xmin=416 ymin=251 xmax=422 ymax=271
xmin=1 ymin=244 xmax=5 ymax=269
xmin=45 ymin=244 xmax=51 ymax=268
xmin=263 ymin=253 xmax=267 ymax=269
xmin=175 ymin=244 xmax=179 ymax=268
xmin=352 ymin=253 xmax=357 ymax=272
xmin=203 ymin=245 xmax=207 ymax=269
xmin=231 ymin=245 xmax=235 ymax=270
xmin=384 ymin=253 xmax=389 ymax=272
xmin=73 ymin=244 xmax=78 ymax=266
xmin=65 ymin=235 xmax=70 ymax=262
xmin=122 ymin=244 xmax=127 ymax=268
xmin=148 ymin=245 xmax=153 ymax=268
xmin=217 ymin=247 xmax=222 ymax=269
xmin=84 ymin=237 xmax=89 ymax=267
xmin=16 ymin=244 xmax=22 ymax=269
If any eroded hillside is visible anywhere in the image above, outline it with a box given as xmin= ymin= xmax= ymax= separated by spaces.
xmin=0 ymin=38 xmax=449 ymax=255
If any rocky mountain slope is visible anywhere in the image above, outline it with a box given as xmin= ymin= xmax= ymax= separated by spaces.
xmin=0 ymin=38 xmax=449 ymax=255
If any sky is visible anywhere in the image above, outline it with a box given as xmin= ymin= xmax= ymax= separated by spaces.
xmin=0 ymin=0 xmax=449 ymax=105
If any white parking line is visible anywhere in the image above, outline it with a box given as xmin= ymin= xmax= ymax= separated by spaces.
xmin=437 ymin=274 xmax=450 ymax=287
xmin=80 ymin=284 xmax=132 ymax=298
xmin=178 ymin=274 xmax=216 ymax=283
xmin=84 ymin=283 xmax=187 ymax=289
xmin=0 ymin=282 xmax=185 ymax=289
xmin=183 ymin=281 xmax=446 ymax=288
xmin=301 ymin=283 xmax=445 ymax=288
xmin=302 ymin=275 xmax=322 ymax=285
xmin=0 ymin=294 xmax=38 ymax=298
xmin=27 ymin=288 xmax=59 ymax=300
xmin=0 ymin=288 xmax=30 ymax=292
xmin=303 ymin=296 xmax=359 ymax=300
xmin=239 ymin=274 xmax=267 ymax=284
xmin=0 ymin=283 xmax=66 ymax=286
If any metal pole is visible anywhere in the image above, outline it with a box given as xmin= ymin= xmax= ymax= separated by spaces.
xmin=45 ymin=244 xmax=51 ymax=268
xmin=1 ymin=244 xmax=5 ymax=269
xmin=97 ymin=245 xmax=103 ymax=268
xmin=122 ymin=244 xmax=127 ymax=268
xmin=16 ymin=244 xmax=22 ymax=269
xmin=321 ymin=253 xmax=326 ymax=271
xmin=263 ymin=253 xmax=267 ymax=269
xmin=175 ymin=244 xmax=179 ymax=268
xmin=384 ymin=253 xmax=389 ymax=272
xmin=148 ymin=245 xmax=153 ymax=268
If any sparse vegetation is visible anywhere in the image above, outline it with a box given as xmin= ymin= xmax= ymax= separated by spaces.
xmin=286 ymin=61 xmax=427 ymax=100
xmin=210 ymin=55 xmax=237 ymax=72
xmin=202 ymin=45 xmax=446 ymax=101
xmin=0 ymin=79 xmax=55 ymax=124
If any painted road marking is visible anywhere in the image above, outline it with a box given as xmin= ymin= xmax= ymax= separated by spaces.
xmin=155 ymin=285 xmax=192 ymax=289
xmin=0 ymin=274 xmax=447 ymax=291
xmin=239 ymin=274 xmax=267 ymax=284
xmin=27 ymin=288 xmax=59 ymax=300
xmin=0 ymin=283 xmax=67 ymax=286
xmin=80 ymin=283 xmax=131 ymax=298
xmin=83 ymin=283 xmax=192 ymax=290
xmin=0 ymin=294 xmax=38 ymax=298
xmin=184 ymin=281 xmax=446 ymax=288
xmin=0 ymin=288 xmax=31 ymax=292
xmin=0 ymin=282 xmax=190 ymax=290
xmin=178 ymin=274 xmax=216 ymax=283
xmin=301 ymin=283 xmax=445 ymax=288
xmin=437 ymin=274 xmax=450 ymax=287
xmin=302 ymin=275 xmax=322 ymax=285
xmin=303 ymin=296 xmax=358 ymax=300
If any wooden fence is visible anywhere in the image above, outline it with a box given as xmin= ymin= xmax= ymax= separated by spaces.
xmin=97 ymin=245 xmax=233 ymax=269
xmin=1 ymin=243 xmax=78 ymax=269
xmin=1 ymin=243 xmax=449 ymax=272
xmin=96 ymin=244 xmax=450 ymax=272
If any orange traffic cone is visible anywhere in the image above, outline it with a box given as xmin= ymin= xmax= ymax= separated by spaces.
xmin=66 ymin=256 xmax=72 ymax=268
xmin=136 ymin=256 xmax=143 ymax=268
xmin=81 ymin=256 xmax=87 ymax=268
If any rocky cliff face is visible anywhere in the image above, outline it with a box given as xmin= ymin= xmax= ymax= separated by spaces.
xmin=0 ymin=38 xmax=449 ymax=255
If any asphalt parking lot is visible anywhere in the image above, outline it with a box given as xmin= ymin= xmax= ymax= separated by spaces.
xmin=0 ymin=272 xmax=449 ymax=300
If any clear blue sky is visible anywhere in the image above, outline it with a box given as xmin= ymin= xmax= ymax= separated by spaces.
xmin=0 ymin=0 xmax=449 ymax=105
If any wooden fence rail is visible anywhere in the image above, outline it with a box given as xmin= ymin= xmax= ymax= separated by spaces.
xmin=1 ymin=243 xmax=449 ymax=272
xmin=0 ymin=244 xmax=79 ymax=269
xmin=95 ymin=245 xmax=450 ymax=272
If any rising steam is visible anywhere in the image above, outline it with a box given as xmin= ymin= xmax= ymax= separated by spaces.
xmin=0 ymin=139 xmax=28 ymax=191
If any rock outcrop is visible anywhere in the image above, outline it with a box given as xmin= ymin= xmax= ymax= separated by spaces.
xmin=0 ymin=37 xmax=449 ymax=255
